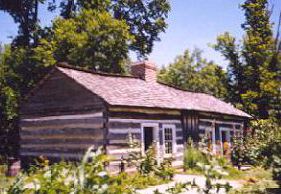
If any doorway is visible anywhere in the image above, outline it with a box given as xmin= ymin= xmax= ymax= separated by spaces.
xmin=141 ymin=123 xmax=159 ymax=162
xmin=220 ymin=129 xmax=230 ymax=155
xmin=144 ymin=127 xmax=154 ymax=151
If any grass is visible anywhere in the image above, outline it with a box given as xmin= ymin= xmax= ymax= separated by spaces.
xmin=113 ymin=172 xmax=169 ymax=190
xmin=228 ymin=167 xmax=280 ymax=194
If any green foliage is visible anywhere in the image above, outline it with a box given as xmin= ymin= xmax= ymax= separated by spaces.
xmin=34 ymin=9 xmax=134 ymax=73
xmin=262 ymin=127 xmax=281 ymax=181
xmin=155 ymin=158 xmax=175 ymax=181
xmin=184 ymin=137 xmax=243 ymax=181
xmin=138 ymin=146 xmax=158 ymax=175
xmin=126 ymin=133 xmax=175 ymax=181
xmin=0 ymin=0 xmax=42 ymax=47
xmin=127 ymin=139 xmax=175 ymax=181
xmin=196 ymin=159 xmax=232 ymax=194
xmin=115 ymin=172 xmax=166 ymax=190
xmin=0 ymin=165 xmax=15 ymax=192
xmin=8 ymin=147 xmax=119 ymax=194
xmin=231 ymin=119 xmax=281 ymax=181
xmin=158 ymin=48 xmax=228 ymax=99
xmin=157 ymin=156 xmax=233 ymax=194
xmin=0 ymin=1 xmax=171 ymax=151
xmin=6 ymin=146 xmax=173 ymax=194
xmin=229 ymin=167 xmax=279 ymax=194
xmin=55 ymin=0 xmax=171 ymax=57
xmin=232 ymin=120 xmax=280 ymax=165
xmin=0 ymin=46 xmax=18 ymax=130
xmin=1 ymin=0 xmax=170 ymax=56
xmin=0 ymin=45 xmax=19 ymax=157
xmin=213 ymin=0 xmax=281 ymax=119
xmin=184 ymin=143 xmax=208 ymax=170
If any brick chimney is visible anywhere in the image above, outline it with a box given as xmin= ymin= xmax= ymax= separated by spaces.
xmin=131 ymin=61 xmax=157 ymax=82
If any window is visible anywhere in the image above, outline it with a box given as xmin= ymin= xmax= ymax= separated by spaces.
xmin=163 ymin=126 xmax=174 ymax=154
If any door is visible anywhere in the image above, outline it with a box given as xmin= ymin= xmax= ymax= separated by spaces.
xmin=141 ymin=123 xmax=160 ymax=163
xmin=144 ymin=127 xmax=154 ymax=151
xmin=220 ymin=130 xmax=230 ymax=156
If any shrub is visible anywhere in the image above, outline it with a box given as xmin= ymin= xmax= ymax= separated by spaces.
xmin=155 ymin=158 xmax=175 ymax=181
xmin=183 ymin=138 xmax=208 ymax=171
xmin=8 ymin=147 xmax=135 ymax=194
xmin=126 ymin=139 xmax=175 ymax=181
xmin=184 ymin=146 xmax=208 ymax=170
xmin=196 ymin=159 xmax=232 ymax=194
xmin=262 ymin=131 xmax=281 ymax=181
xmin=231 ymin=119 xmax=281 ymax=181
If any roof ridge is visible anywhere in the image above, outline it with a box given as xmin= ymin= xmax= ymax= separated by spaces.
xmin=157 ymin=80 xmax=211 ymax=95
xmin=56 ymin=62 xmax=139 ymax=79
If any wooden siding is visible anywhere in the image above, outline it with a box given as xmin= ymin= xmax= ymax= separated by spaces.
xmin=21 ymin=69 xmax=105 ymax=117
xmin=182 ymin=111 xmax=199 ymax=142
xmin=106 ymin=110 xmax=184 ymax=171
xmin=20 ymin=69 xmax=106 ymax=161
xmin=20 ymin=111 xmax=105 ymax=160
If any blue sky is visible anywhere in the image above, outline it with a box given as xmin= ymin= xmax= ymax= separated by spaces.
xmin=1 ymin=0 xmax=281 ymax=68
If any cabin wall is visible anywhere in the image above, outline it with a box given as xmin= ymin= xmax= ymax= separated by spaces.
xmin=20 ymin=70 xmax=106 ymax=164
xmin=21 ymin=69 xmax=105 ymax=116
xmin=182 ymin=110 xmax=245 ymax=155
xmin=106 ymin=108 xmax=184 ymax=172
xmin=182 ymin=111 xmax=199 ymax=142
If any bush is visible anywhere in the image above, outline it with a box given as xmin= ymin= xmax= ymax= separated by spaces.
xmin=231 ymin=119 xmax=281 ymax=181
xmin=7 ymin=145 xmax=175 ymax=194
xmin=263 ymin=132 xmax=281 ymax=181
xmin=184 ymin=146 xmax=208 ymax=170
xmin=126 ymin=142 xmax=175 ymax=181
xmin=183 ymin=138 xmax=209 ymax=172
xmin=228 ymin=167 xmax=279 ymax=194
xmin=8 ymin=147 xmax=136 ymax=194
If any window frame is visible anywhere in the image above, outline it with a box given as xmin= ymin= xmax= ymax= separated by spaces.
xmin=162 ymin=124 xmax=176 ymax=157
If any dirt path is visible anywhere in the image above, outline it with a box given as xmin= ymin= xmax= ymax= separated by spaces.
xmin=137 ymin=174 xmax=242 ymax=194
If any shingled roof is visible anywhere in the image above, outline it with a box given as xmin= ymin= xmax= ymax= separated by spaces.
xmin=54 ymin=63 xmax=251 ymax=118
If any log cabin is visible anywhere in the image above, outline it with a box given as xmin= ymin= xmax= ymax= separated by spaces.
xmin=20 ymin=61 xmax=251 ymax=171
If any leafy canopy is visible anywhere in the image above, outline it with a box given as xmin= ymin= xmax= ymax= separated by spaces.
xmin=52 ymin=0 xmax=171 ymax=57
xmin=34 ymin=9 xmax=134 ymax=73
xmin=158 ymin=49 xmax=228 ymax=99
xmin=213 ymin=0 xmax=281 ymax=119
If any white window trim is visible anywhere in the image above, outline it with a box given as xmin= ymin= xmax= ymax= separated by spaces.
xmin=141 ymin=123 xmax=160 ymax=163
xmin=162 ymin=124 xmax=177 ymax=157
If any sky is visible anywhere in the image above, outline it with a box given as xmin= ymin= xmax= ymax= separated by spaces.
xmin=0 ymin=0 xmax=281 ymax=68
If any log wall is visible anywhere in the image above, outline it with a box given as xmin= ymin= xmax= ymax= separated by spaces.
xmin=21 ymin=69 xmax=105 ymax=117
xmin=106 ymin=109 xmax=184 ymax=172
xmin=20 ymin=69 xmax=106 ymax=164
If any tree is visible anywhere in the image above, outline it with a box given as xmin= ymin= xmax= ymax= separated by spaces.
xmin=213 ymin=0 xmax=281 ymax=119
xmin=0 ymin=45 xmax=18 ymax=131
xmin=33 ymin=9 xmax=134 ymax=73
xmin=51 ymin=0 xmax=171 ymax=57
xmin=0 ymin=0 xmax=170 ymax=157
xmin=158 ymin=49 xmax=228 ymax=99
xmin=0 ymin=0 xmax=43 ymax=47
xmin=0 ymin=45 xmax=19 ymax=157
xmin=213 ymin=32 xmax=247 ymax=108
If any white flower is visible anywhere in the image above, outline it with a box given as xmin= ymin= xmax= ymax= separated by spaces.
xmin=97 ymin=171 xmax=107 ymax=177
xmin=43 ymin=171 xmax=51 ymax=178
xmin=23 ymin=180 xmax=41 ymax=190
xmin=101 ymin=184 xmax=109 ymax=190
